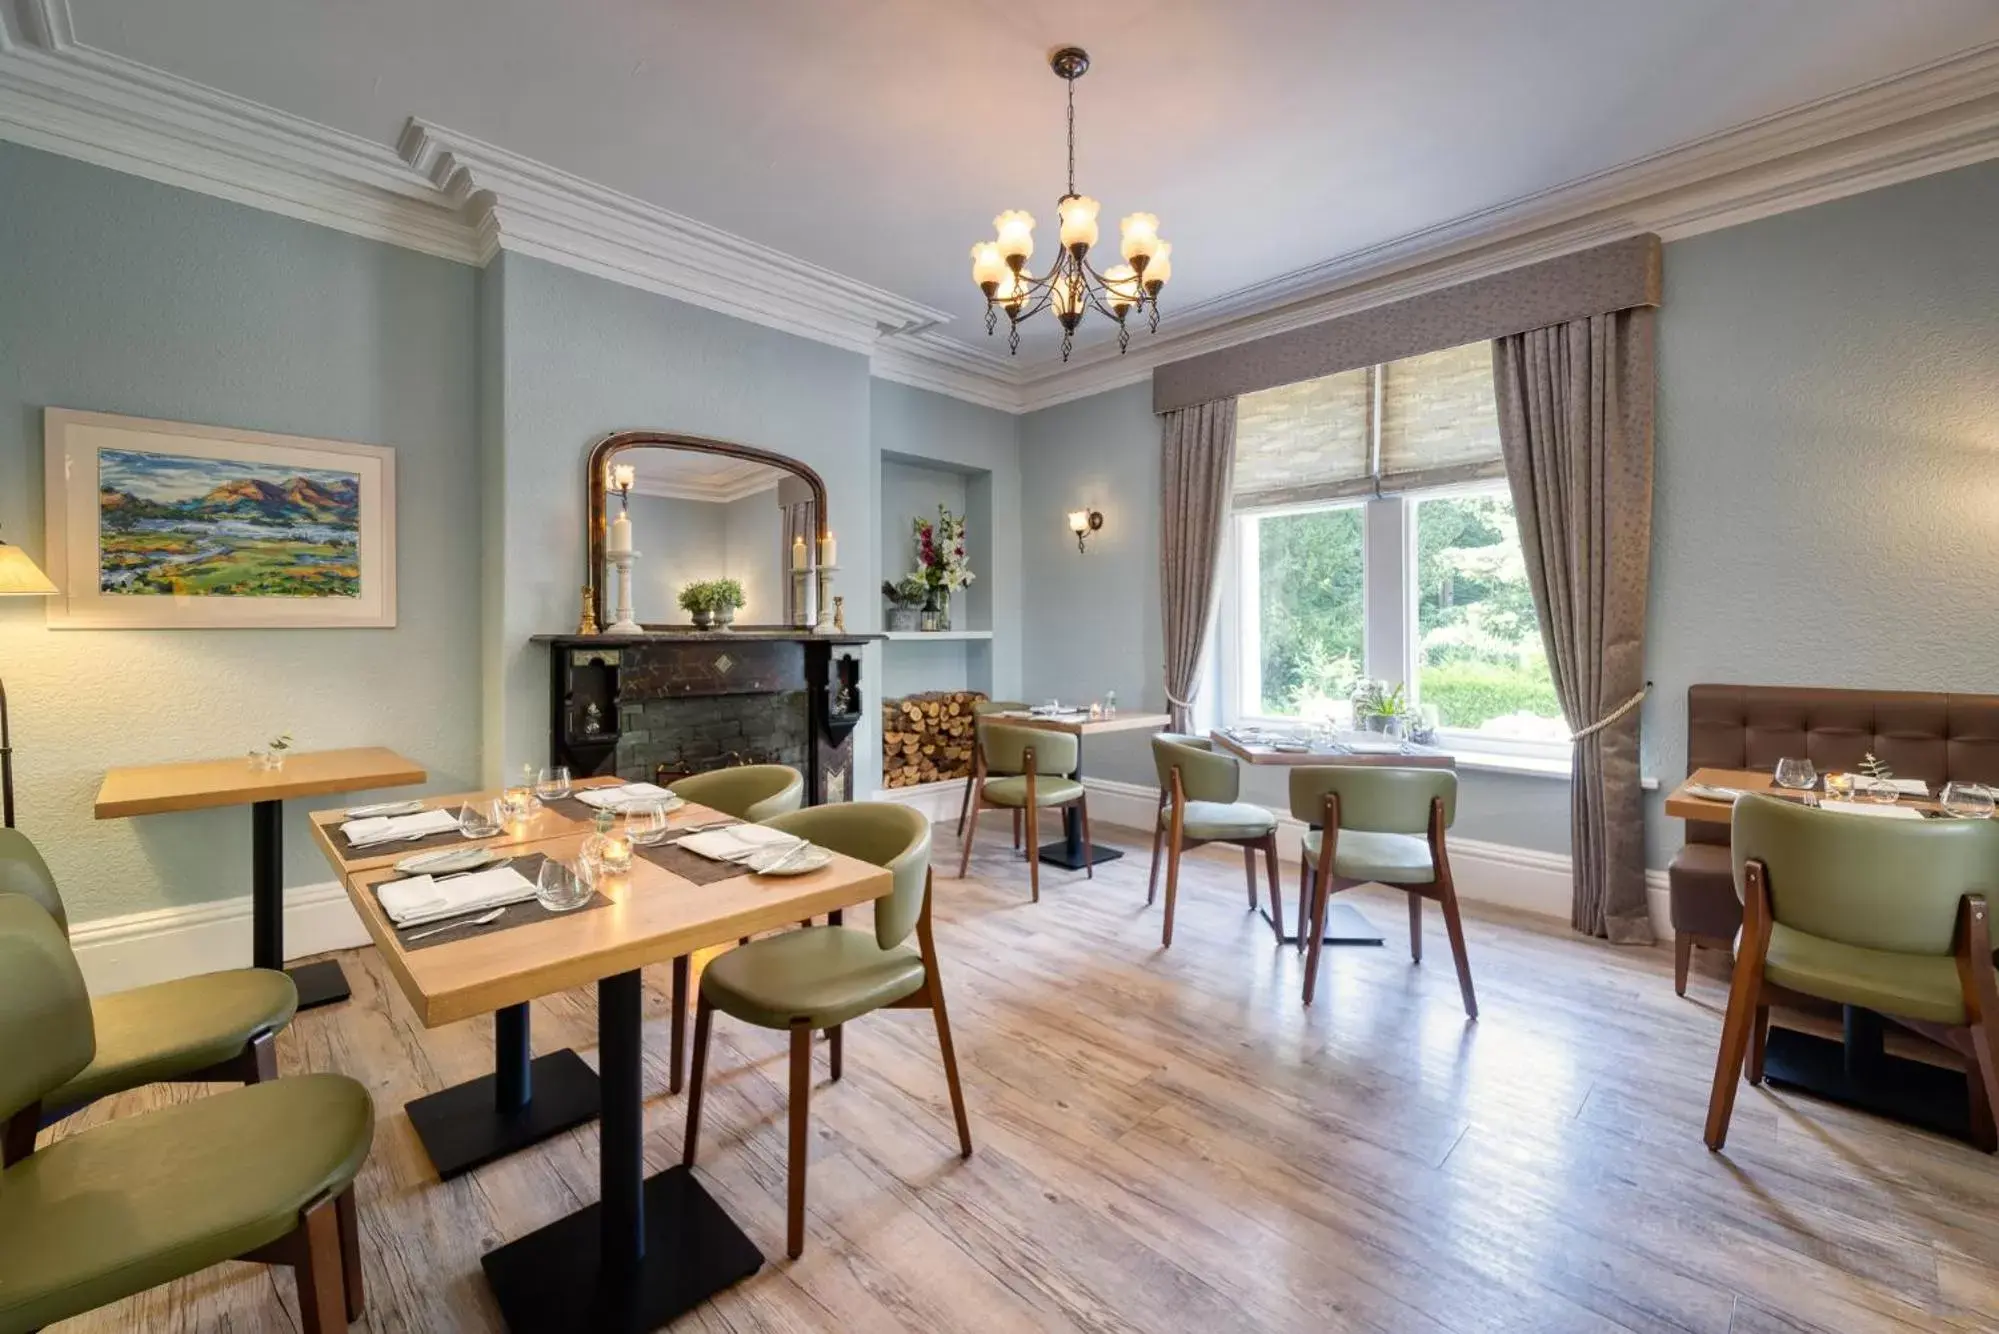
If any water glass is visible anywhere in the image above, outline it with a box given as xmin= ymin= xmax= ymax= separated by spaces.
xmin=536 ymin=765 xmax=573 ymax=801
xmin=536 ymin=857 xmax=595 ymax=912
xmin=1773 ymin=758 xmax=1817 ymax=791
xmin=457 ymin=800 xmax=503 ymax=839
xmin=1941 ymin=782 xmax=1996 ymax=819
xmin=1856 ymin=776 xmax=1903 ymax=804
xmin=625 ymin=804 xmax=671 ymax=847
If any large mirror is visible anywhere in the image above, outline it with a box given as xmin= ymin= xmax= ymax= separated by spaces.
xmin=586 ymin=431 xmax=827 ymax=631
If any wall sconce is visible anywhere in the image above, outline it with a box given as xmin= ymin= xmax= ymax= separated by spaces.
xmin=609 ymin=462 xmax=636 ymax=514
xmin=1067 ymin=507 xmax=1104 ymax=553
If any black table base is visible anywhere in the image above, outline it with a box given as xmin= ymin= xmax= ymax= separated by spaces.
xmin=1260 ymin=901 xmax=1387 ymax=948
xmin=1037 ymin=804 xmax=1122 ymax=870
xmin=252 ymin=797 xmax=350 ymax=1010
xmin=286 ymin=959 xmax=353 ymax=1011
xmin=480 ymin=971 xmax=762 ymax=1331
xmin=1763 ymin=1009 xmax=1973 ymax=1144
xmin=407 ymin=1002 xmax=601 ymax=1179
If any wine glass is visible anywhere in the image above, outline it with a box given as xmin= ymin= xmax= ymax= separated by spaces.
xmin=1773 ymin=758 xmax=1817 ymax=792
xmin=1857 ymin=776 xmax=1903 ymax=804
xmin=536 ymin=857 xmax=595 ymax=912
xmin=536 ymin=765 xmax=573 ymax=801
xmin=1941 ymin=782 xmax=1996 ymax=819
xmin=457 ymin=800 xmax=503 ymax=839
xmin=625 ymin=804 xmax=671 ymax=847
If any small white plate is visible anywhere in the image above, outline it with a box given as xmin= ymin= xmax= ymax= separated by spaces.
xmin=749 ymin=844 xmax=834 ymax=876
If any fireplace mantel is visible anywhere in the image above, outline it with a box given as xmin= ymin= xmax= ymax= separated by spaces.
xmin=530 ymin=631 xmax=886 ymax=646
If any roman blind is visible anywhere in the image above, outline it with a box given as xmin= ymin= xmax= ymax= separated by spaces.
xmin=1232 ymin=340 xmax=1503 ymax=509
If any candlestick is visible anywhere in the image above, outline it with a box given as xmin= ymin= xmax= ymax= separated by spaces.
xmin=606 ymin=547 xmax=642 ymax=635
xmin=813 ymin=564 xmax=838 ymax=635
xmin=789 ymin=567 xmax=812 ymax=628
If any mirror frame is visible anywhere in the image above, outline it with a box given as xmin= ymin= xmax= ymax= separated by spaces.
xmin=585 ymin=430 xmax=829 ymax=630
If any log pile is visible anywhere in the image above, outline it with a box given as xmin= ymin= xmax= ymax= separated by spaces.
xmin=882 ymin=690 xmax=988 ymax=788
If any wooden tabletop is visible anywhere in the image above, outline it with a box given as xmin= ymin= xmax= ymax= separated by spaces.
xmin=338 ymin=816 xmax=891 ymax=1026
xmin=1209 ymin=729 xmax=1456 ymax=769
xmin=95 ymin=746 xmax=426 ymax=819
xmin=1664 ymin=766 xmax=1944 ymax=822
xmin=989 ymin=710 xmax=1172 ymax=737
xmin=305 ymin=776 xmax=625 ymax=875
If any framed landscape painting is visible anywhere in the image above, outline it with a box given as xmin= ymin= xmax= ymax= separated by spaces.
xmin=43 ymin=409 xmax=396 ymax=629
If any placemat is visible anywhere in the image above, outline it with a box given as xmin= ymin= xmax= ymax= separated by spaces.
xmin=341 ymin=821 xmax=475 ymax=857
xmin=376 ymin=853 xmax=613 ymax=952
xmin=636 ymin=826 xmax=756 ymax=886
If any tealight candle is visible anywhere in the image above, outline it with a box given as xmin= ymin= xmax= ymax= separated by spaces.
xmin=502 ymin=786 xmax=534 ymax=822
xmin=599 ymin=834 xmax=632 ymax=874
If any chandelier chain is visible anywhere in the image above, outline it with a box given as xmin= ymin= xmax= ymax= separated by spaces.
xmin=1066 ymin=73 xmax=1076 ymax=198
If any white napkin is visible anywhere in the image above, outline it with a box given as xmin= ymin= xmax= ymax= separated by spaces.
xmin=677 ymin=823 xmax=802 ymax=864
xmin=344 ymin=799 xmax=428 ymax=819
xmin=341 ymin=807 xmax=459 ymax=846
xmin=377 ymin=865 xmax=539 ymax=926
xmin=1819 ymin=800 xmax=1923 ymax=821
xmin=576 ymin=782 xmax=675 ymax=811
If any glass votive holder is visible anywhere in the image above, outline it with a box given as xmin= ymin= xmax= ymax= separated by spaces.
xmin=501 ymin=785 xmax=536 ymax=822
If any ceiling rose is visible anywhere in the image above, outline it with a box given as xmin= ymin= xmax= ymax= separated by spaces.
xmin=970 ymin=47 xmax=1171 ymax=362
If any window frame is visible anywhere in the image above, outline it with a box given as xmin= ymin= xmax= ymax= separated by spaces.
xmin=1221 ymin=495 xmax=1370 ymax=730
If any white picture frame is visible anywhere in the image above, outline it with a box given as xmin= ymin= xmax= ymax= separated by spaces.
xmin=43 ymin=408 xmax=397 ymax=629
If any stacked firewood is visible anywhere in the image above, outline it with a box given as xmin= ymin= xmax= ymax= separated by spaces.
xmin=882 ymin=690 xmax=987 ymax=787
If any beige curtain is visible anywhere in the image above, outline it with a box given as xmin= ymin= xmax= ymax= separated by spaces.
xmin=1160 ymin=399 xmax=1238 ymax=732
xmin=1494 ymin=310 xmax=1655 ymax=944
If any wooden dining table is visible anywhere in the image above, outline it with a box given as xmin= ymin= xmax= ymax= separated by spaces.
xmin=989 ymin=709 xmax=1171 ymax=869
xmin=330 ymin=804 xmax=892 ymax=1331
xmin=1665 ymin=765 xmax=1975 ymax=1143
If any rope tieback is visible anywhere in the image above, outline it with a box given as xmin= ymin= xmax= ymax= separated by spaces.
xmin=1570 ymin=682 xmax=1650 ymax=741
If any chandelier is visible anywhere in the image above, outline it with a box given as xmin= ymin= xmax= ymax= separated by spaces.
xmin=969 ymin=47 xmax=1171 ymax=362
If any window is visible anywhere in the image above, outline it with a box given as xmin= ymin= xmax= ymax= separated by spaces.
xmin=1219 ymin=343 xmax=1568 ymax=760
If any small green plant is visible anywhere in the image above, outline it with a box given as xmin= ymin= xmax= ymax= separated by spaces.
xmin=268 ymin=731 xmax=293 ymax=754
xmin=1860 ymin=752 xmax=1894 ymax=781
xmin=881 ymin=575 xmax=929 ymax=608
xmin=1350 ymin=678 xmax=1406 ymax=719
xmin=677 ymin=579 xmax=747 ymax=614
xmin=709 ymin=578 xmax=745 ymax=611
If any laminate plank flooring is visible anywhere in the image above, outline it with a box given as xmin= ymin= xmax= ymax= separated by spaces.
xmin=39 ymin=821 xmax=1999 ymax=1334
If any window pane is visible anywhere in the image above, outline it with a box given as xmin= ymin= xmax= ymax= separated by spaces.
xmin=1253 ymin=506 xmax=1364 ymax=718
xmin=1412 ymin=493 xmax=1566 ymax=741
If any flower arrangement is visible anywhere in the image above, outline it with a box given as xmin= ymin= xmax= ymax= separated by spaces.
xmin=914 ymin=505 xmax=975 ymax=592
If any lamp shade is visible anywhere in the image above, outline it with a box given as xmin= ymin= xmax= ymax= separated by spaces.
xmin=0 ymin=543 xmax=55 ymax=596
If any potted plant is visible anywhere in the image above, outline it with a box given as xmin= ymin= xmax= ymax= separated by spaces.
xmin=881 ymin=575 xmax=928 ymax=632
xmin=1350 ymin=678 xmax=1407 ymax=734
xmin=912 ymin=505 xmax=975 ymax=632
xmin=678 ymin=580 xmax=718 ymax=629
xmin=709 ymin=578 xmax=745 ymax=629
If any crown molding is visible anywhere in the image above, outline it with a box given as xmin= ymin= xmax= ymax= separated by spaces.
xmin=399 ymin=119 xmax=952 ymax=356
xmin=869 ymin=330 xmax=1027 ymax=414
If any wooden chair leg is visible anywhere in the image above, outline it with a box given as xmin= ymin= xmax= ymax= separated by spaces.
xmin=1026 ymin=808 xmax=1041 ymax=902
xmin=1079 ymin=795 xmax=1095 ymax=880
xmin=957 ymin=787 xmax=983 ymax=878
xmin=293 ymin=1195 xmax=348 ymax=1334
xmin=1955 ymin=895 xmax=1999 ymax=1153
xmin=956 ymin=777 xmax=972 ymax=835
xmin=1242 ymin=844 xmax=1258 ymax=910
xmin=1747 ymin=1004 xmax=1770 ymax=1085
xmin=1969 ymin=1052 xmax=1998 ymax=1155
xmin=334 ymin=1186 xmax=364 ymax=1322
xmin=787 ymin=1024 xmax=813 ymax=1259
xmin=1437 ymin=881 xmax=1478 ymax=1020
xmin=682 ymin=995 xmax=713 ymax=1166
xmin=1407 ymin=893 xmax=1423 ymax=964
xmin=1146 ymin=806 xmax=1165 ymax=906
xmin=669 ymin=954 xmax=690 ymax=1095
xmin=1705 ymin=862 xmax=1774 ymax=1152
xmin=1262 ymin=834 xmax=1283 ymax=946
xmin=829 ymin=1023 xmax=843 ymax=1082
xmin=1297 ymin=858 xmax=1311 ymax=951
xmin=1162 ymin=770 xmax=1186 ymax=948
xmin=1302 ymin=862 xmax=1332 ymax=1005
xmin=1674 ymin=934 xmax=1695 ymax=997
xmin=918 ymin=903 xmax=974 ymax=1158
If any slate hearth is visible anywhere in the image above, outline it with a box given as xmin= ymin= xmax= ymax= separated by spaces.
xmin=615 ymin=691 xmax=811 ymax=783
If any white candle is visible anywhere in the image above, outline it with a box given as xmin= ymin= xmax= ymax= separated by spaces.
xmin=792 ymin=534 xmax=808 ymax=571
xmin=818 ymin=533 xmax=836 ymax=567
xmin=609 ymin=512 xmax=633 ymax=555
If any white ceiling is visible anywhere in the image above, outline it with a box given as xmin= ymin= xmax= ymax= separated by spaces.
xmin=62 ymin=0 xmax=1999 ymax=364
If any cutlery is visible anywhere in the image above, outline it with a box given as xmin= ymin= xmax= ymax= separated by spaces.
xmin=756 ymin=839 xmax=812 ymax=873
xmin=670 ymin=820 xmax=739 ymax=837
xmin=438 ymin=858 xmax=512 ymax=883
xmin=405 ymin=907 xmax=506 ymax=941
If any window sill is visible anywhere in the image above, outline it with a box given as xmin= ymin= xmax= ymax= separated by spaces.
xmin=1446 ymin=747 xmax=1659 ymax=790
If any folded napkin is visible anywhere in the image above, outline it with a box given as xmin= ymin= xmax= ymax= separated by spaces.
xmin=576 ymin=782 xmax=676 ymax=811
xmin=1343 ymin=740 xmax=1407 ymax=755
xmin=377 ymin=865 xmax=539 ymax=926
xmin=677 ymin=823 xmax=803 ymax=865
xmin=1819 ymin=799 xmax=1923 ymax=821
xmin=344 ymin=799 xmax=428 ymax=819
xmin=341 ymin=807 xmax=459 ymax=846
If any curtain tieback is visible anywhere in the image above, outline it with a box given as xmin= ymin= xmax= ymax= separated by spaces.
xmin=1165 ymin=684 xmax=1197 ymax=710
xmin=1570 ymin=682 xmax=1649 ymax=742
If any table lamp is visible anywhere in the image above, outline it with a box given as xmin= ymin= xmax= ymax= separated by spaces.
xmin=0 ymin=533 xmax=57 ymax=828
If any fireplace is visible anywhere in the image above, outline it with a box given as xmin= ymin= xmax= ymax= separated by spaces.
xmin=534 ymin=631 xmax=876 ymax=806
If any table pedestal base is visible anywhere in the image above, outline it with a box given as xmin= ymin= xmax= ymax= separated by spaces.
xmin=1036 ymin=840 xmax=1122 ymax=871
xmin=1261 ymin=901 xmax=1386 ymax=948
xmin=1763 ymin=1021 xmax=1972 ymax=1144
xmin=408 ymin=1049 xmax=601 ymax=1179
xmin=286 ymin=959 xmax=352 ymax=1011
xmin=481 ymin=1162 xmax=762 ymax=1332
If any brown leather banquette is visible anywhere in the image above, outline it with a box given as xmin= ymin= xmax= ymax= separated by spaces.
xmin=1669 ymin=683 xmax=1999 ymax=994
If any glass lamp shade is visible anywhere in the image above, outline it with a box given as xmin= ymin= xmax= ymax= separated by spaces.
xmin=1103 ymin=263 xmax=1141 ymax=313
xmin=1146 ymin=241 xmax=1172 ymax=289
xmin=608 ymin=463 xmax=637 ymax=493
xmin=993 ymin=270 xmax=1030 ymax=310
xmin=970 ymin=242 xmax=1008 ymax=289
xmin=1067 ymin=510 xmax=1092 ymax=534
xmin=1119 ymin=212 xmax=1161 ymax=264
xmin=994 ymin=210 xmax=1035 ymax=265
xmin=1057 ymin=195 xmax=1100 ymax=251
xmin=0 ymin=543 xmax=56 ymax=596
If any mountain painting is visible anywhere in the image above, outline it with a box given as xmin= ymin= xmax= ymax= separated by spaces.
xmin=97 ymin=447 xmax=362 ymax=598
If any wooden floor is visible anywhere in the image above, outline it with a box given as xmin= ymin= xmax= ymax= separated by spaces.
xmin=45 ymin=820 xmax=1999 ymax=1334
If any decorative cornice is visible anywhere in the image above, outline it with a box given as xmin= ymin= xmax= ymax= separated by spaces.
xmin=398 ymin=119 xmax=951 ymax=356
xmin=869 ymin=330 xmax=1027 ymax=414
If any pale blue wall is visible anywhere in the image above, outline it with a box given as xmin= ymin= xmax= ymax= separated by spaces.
xmin=0 ymin=143 xmax=482 ymax=919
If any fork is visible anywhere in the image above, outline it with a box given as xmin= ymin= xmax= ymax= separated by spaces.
xmin=404 ymin=907 xmax=506 ymax=941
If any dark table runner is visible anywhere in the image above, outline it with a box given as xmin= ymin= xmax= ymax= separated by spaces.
xmin=377 ymin=853 xmax=613 ymax=952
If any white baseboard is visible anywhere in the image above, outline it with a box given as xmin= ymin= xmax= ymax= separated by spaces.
xmin=67 ymin=881 xmax=368 ymax=997
xmin=872 ymin=777 xmax=970 ymax=824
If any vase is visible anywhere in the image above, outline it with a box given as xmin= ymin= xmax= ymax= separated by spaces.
xmin=888 ymin=605 xmax=919 ymax=632
xmin=690 ymin=608 xmax=715 ymax=629
xmin=935 ymin=591 xmax=952 ymax=632
xmin=715 ymin=605 xmax=735 ymax=630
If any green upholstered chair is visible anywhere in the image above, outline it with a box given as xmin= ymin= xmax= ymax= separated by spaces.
xmin=1705 ymin=794 xmax=1999 ymax=1153
xmin=0 ymin=829 xmax=297 ymax=1165
xmin=681 ymin=802 xmax=972 ymax=1258
xmin=1289 ymin=766 xmax=1476 ymax=1015
xmin=957 ymin=722 xmax=1091 ymax=901
xmin=958 ymin=700 xmax=1033 ymax=844
xmin=1148 ymin=733 xmax=1281 ymax=948
xmin=0 ymin=893 xmax=374 ymax=1334
xmin=670 ymin=763 xmax=805 ymax=822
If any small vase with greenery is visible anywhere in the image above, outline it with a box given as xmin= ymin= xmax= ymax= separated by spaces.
xmin=1350 ymin=678 xmax=1408 ymax=734
xmin=678 ymin=578 xmax=747 ymax=630
xmin=881 ymin=575 xmax=927 ymax=633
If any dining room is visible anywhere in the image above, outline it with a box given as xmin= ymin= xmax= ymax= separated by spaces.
xmin=4 ymin=5 xmax=1999 ymax=1333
